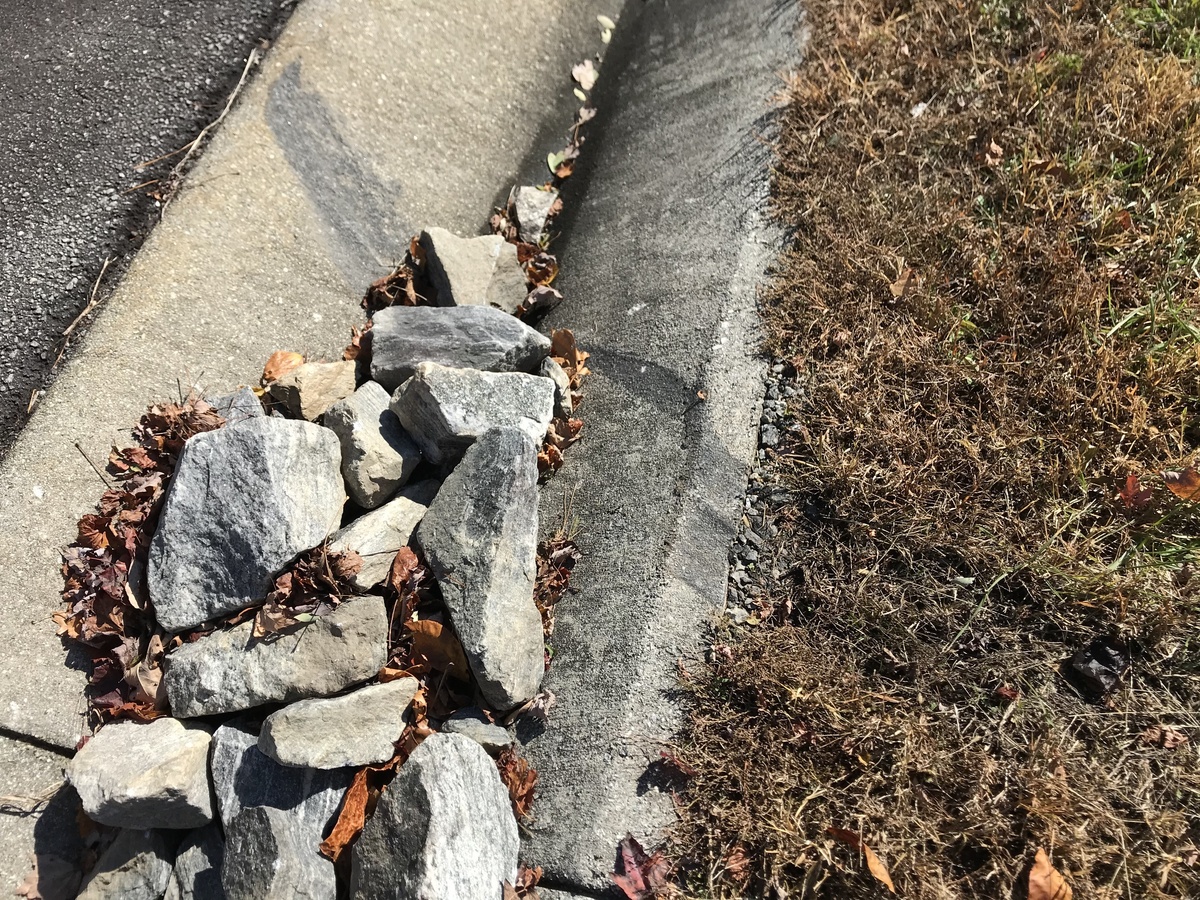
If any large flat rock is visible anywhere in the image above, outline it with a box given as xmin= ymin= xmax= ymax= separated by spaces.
xmin=517 ymin=0 xmax=795 ymax=890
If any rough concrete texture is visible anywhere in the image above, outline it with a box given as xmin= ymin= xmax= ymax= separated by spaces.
xmin=0 ymin=0 xmax=613 ymax=751
xmin=519 ymin=0 xmax=797 ymax=890
xmin=0 ymin=734 xmax=79 ymax=898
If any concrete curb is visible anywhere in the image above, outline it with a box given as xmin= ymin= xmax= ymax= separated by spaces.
xmin=520 ymin=0 xmax=799 ymax=890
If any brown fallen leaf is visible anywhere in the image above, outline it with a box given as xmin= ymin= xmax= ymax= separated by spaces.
xmin=319 ymin=767 xmax=370 ymax=863
xmin=262 ymin=350 xmax=304 ymax=384
xmin=405 ymin=619 xmax=470 ymax=678
xmin=725 ymin=843 xmax=751 ymax=885
xmin=1118 ymin=473 xmax=1154 ymax=510
xmin=611 ymin=834 xmax=673 ymax=900
xmin=1027 ymin=847 xmax=1072 ymax=900
xmin=889 ymin=266 xmax=915 ymax=299
xmin=1164 ymin=467 xmax=1200 ymax=501
xmin=496 ymin=747 xmax=538 ymax=820
xmin=1140 ymin=724 xmax=1189 ymax=750
xmin=826 ymin=827 xmax=895 ymax=893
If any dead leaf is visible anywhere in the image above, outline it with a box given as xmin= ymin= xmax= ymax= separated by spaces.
xmin=319 ymin=767 xmax=370 ymax=863
xmin=1118 ymin=473 xmax=1154 ymax=510
xmin=725 ymin=844 xmax=751 ymax=884
xmin=889 ymin=267 xmax=915 ymax=299
xmin=985 ymin=139 xmax=1004 ymax=167
xmin=1140 ymin=724 xmax=1189 ymax=750
xmin=496 ymin=747 xmax=539 ymax=819
xmin=1164 ymin=467 xmax=1200 ymax=501
xmin=572 ymin=59 xmax=598 ymax=90
xmin=1027 ymin=847 xmax=1072 ymax=900
xmin=526 ymin=252 xmax=559 ymax=287
xmin=405 ymin=619 xmax=470 ymax=678
xmin=611 ymin=834 xmax=672 ymax=900
xmin=262 ymin=350 xmax=304 ymax=384
xmin=826 ymin=827 xmax=895 ymax=893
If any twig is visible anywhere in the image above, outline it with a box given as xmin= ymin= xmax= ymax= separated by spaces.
xmin=74 ymin=442 xmax=112 ymax=489
xmin=56 ymin=256 xmax=115 ymax=364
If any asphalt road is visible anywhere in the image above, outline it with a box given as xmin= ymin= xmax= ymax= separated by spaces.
xmin=0 ymin=0 xmax=294 ymax=455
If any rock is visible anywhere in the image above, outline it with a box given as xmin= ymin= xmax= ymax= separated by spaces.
xmin=419 ymin=226 xmax=528 ymax=314
xmin=165 ymin=824 xmax=223 ymax=900
xmin=328 ymin=479 xmax=439 ymax=589
xmin=77 ymin=829 xmax=174 ymax=900
xmin=268 ymin=360 xmax=357 ymax=421
xmin=510 ymin=186 xmax=558 ymax=244
xmin=391 ymin=363 xmax=555 ymax=466
xmin=538 ymin=356 xmax=573 ymax=417
xmin=350 ymin=733 xmax=518 ymax=900
xmin=208 ymin=386 xmax=265 ymax=424
xmin=209 ymin=719 xmax=352 ymax=830
xmin=369 ymin=305 xmax=550 ymax=390
xmin=164 ymin=595 xmax=388 ymax=717
xmin=223 ymin=807 xmax=335 ymax=900
xmin=147 ymin=417 xmax=346 ymax=633
xmin=323 ymin=381 xmax=421 ymax=508
xmin=67 ymin=718 xmax=212 ymax=829
xmin=440 ymin=708 xmax=513 ymax=755
xmin=259 ymin=678 xmax=420 ymax=769
xmin=414 ymin=427 xmax=543 ymax=709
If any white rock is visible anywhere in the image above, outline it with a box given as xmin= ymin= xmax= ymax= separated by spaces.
xmin=328 ymin=479 xmax=439 ymax=589
xmin=419 ymin=227 xmax=528 ymax=314
xmin=268 ymin=360 xmax=357 ymax=421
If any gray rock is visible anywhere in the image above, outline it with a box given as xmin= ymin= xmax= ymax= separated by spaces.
xmin=419 ymin=226 xmax=528 ymax=314
xmin=164 ymin=596 xmax=388 ymax=718
xmin=538 ymin=356 xmax=573 ymax=417
xmin=391 ymin=363 xmax=555 ymax=466
xmin=78 ymin=829 xmax=174 ymax=900
xmin=323 ymin=381 xmax=421 ymax=508
xmin=414 ymin=428 xmax=544 ymax=709
xmin=147 ymin=417 xmax=347 ymax=633
xmin=350 ymin=733 xmax=518 ymax=900
xmin=208 ymin=386 xmax=266 ymax=424
xmin=268 ymin=360 xmax=357 ymax=421
xmin=328 ymin=479 xmax=439 ymax=589
xmin=67 ymin=718 xmax=212 ymax=829
xmin=209 ymin=719 xmax=352 ymax=831
xmin=259 ymin=678 xmax=419 ymax=769
xmin=510 ymin=186 xmax=558 ymax=244
xmin=165 ymin=824 xmax=223 ymax=900
xmin=369 ymin=305 xmax=550 ymax=390
xmin=441 ymin=708 xmax=513 ymax=755
xmin=223 ymin=807 xmax=335 ymax=900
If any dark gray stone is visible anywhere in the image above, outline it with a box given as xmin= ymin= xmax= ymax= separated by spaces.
xmin=259 ymin=678 xmax=419 ymax=769
xmin=414 ymin=427 xmax=543 ymax=710
xmin=77 ymin=829 xmax=174 ymax=900
xmin=350 ymin=733 xmax=517 ymax=900
xmin=328 ymin=479 xmax=439 ymax=589
xmin=511 ymin=186 xmax=559 ymax=244
xmin=268 ymin=359 xmax=357 ymax=421
xmin=323 ymin=381 xmax=421 ymax=508
xmin=369 ymin=305 xmax=550 ymax=391
xmin=538 ymin=356 xmax=573 ymax=417
xmin=441 ymin=708 xmax=513 ymax=755
xmin=390 ymin=363 xmax=554 ymax=466
xmin=164 ymin=596 xmax=388 ymax=718
xmin=208 ymin=386 xmax=266 ymax=425
xmin=223 ymin=806 xmax=335 ymax=900
xmin=165 ymin=823 xmax=224 ymax=900
xmin=147 ymin=417 xmax=347 ymax=633
xmin=419 ymin=226 xmax=528 ymax=315
xmin=67 ymin=718 xmax=213 ymax=829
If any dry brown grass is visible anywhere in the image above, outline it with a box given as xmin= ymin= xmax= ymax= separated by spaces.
xmin=673 ymin=1 xmax=1200 ymax=897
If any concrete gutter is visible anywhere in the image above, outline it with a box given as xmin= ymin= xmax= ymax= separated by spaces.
xmin=521 ymin=0 xmax=799 ymax=892
xmin=0 ymin=0 xmax=612 ymax=754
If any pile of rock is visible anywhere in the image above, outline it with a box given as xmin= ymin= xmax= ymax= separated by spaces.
xmin=64 ymin=214 xmax=569 ymax=899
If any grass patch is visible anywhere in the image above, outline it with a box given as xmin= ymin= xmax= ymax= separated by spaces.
xmin=673 ymin=1 xmax=1200 ymax=897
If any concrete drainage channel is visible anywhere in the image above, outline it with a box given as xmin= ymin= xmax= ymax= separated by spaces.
xmin=0 ymin=0 xmax=799 ymax=896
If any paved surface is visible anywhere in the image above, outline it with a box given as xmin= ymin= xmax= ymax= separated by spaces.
xmin=0 ymin=735 xmax=78 ymax=897
xmin=0 ymin=0 xmax=294 ymax=456
xmin=520 ymin=0 xmax=798 ymax=890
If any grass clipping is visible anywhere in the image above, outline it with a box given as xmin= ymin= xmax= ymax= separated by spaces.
xmin=674 ymin=1 xmax=1200 ymax=898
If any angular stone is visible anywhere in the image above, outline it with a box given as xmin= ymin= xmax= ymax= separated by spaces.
xmin=419 ymin=226 xmax=528 ymax=314
xmin=165 ymin=824 xmax=223 ymax=900
xmin=67 ymin=718 xmax=212 ymax=829
xmin=441 ymin=708 xmax=514 ymax=756
xmin=414 ymin=428 xmax=544 ymax=709
xmin=268 ymin=360 xmax=357 ymax=421
xmin=510 ymin=186 xmax=559 ymax=244
xmin=164 ymin=596 xmax=388 ymax=718
xmin=147 ymin=417 xmax=347 ymax=633
xmin=77 ymin=829 xmax=174 ymax=900
xmin=209 ymin=720 xmax=352 ymax=830
xmin=369 ymin=305 xmax=550 ymax=391
xmin=350 ymin=733 xmax=517 ymax=900
xmin=538 ymin=356 xmax=573 ymax=417
xmin=223 ymin=806 xmax=335 ymax=900
xmin=328 ymin=479 xmax=439 ymax=589
xmin=391 ymin=363 xmax=554 ymax=466
xmin=259 ymin=678 xmax=419 ymax=769
xmin=208 ymin=386 xmax=266 ymax=424
xmin=323 ymin=381 xmax=421 ymax=508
